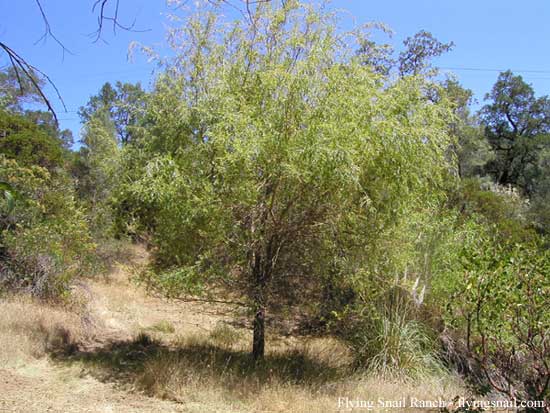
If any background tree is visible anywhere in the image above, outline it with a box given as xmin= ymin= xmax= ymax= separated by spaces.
xmin=481 ymin=70 xmax=550 ymax=194
xmin=79 ymin=81 xmax=146 ymax=145
xmin=398 ymin=30 xmax=454 ymax=77
xmin=75 ymin=112 xmax=120 ymax=236
xmin=0 ymin=67 xmax=46 ymax=112
xmin=0 ymin=67 xmax=74 ymax=149
xmin=0 ymin=110 xmax=67 ymax=170
xmin=440 ymin=78 xmax=494 ymax=178
xmin=356 ymin=36 xmax=395 ymax=76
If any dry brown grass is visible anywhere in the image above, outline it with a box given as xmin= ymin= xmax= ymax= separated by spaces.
xmin=60 ymin=325 xmax=468 ymax=413
xmin=0 ymin=246 xmax=473 ymax=412
xmin=0 ymin=296 xmax=89 ymax=365
xmin=126 ymin=332 xmax=468 ymax=413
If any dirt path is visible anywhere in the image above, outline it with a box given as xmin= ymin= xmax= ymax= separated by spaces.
xmin=0 ymin=245 xmax=234 ymax=413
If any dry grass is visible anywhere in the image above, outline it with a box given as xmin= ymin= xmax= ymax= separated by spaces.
xmin=0 ymin=246 xmax=474 ymax=412
xmin=60 ymin=327 xmax=468 ymax=413
xmin=0 ymin=296 xmax=89 ymax=365
xmin=139 ymin=335 xmax=468 ymax=413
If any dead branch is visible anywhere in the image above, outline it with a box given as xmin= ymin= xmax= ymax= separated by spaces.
xmin=0 ymin=42 xmax=66 ymax=125
xmin=90 ymin=0 xmax=150 ymax=42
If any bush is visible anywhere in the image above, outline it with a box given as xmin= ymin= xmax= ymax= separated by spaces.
xmin=450 ymin=178 xmax=535 ymax=243
xmin=444 ymin=233 xmax=550 ymax=405
xmin=0 ymin=155 xmax=94 ymax=299
xmin=339 ymin=280 xmax=444 ymax=379
xmin=0 ymin=110 xmax=66 ymax=170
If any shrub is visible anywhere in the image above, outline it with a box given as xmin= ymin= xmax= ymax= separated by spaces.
xmin=0 ymin=110 xmax=66 ymax=170
xmin=340 ymin=279 xmax=444 ymax=379
xmin=444 ymin=234 xmax=550 ymax=406
xmin=0 ymin=155 xmax=94 ymax=299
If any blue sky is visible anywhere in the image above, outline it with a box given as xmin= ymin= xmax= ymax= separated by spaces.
xmin=2 ymin=1 xmax=550 ymax=140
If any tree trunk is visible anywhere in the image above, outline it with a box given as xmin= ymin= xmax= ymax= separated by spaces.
xmin=250 ymin=183 xmax=276 ymax=361
xmin=252 ymin=306 xmax=265 ymax=360
xmin=251 ymin=241 xmax=273 ymax=361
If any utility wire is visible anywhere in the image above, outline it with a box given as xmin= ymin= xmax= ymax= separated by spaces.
xmin=440 ymin=66 xmax=550 ymax=74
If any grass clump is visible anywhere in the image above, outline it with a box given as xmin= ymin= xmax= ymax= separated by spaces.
xmin=146 ymin=320 xmax=175 ymax=334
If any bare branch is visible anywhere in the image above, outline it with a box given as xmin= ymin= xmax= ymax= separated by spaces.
xmin=33 ymin=0 xmax=73 ymax=59
xmin=0 ymin=42 xmax=66 ymax=125
xmin=90 ymin=0 xmax=150 ymax=43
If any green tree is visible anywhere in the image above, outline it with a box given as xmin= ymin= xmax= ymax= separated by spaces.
xmin=79 ymin=81 xmax=146 ymax=144
xmin=398 ymin=30 xmax=454 ymax=77
xmin=0 ymin=110 xmax=67 ymax=169
xmin=0 ymin=67 xmax=45 ymax=112
xmin=481 ymin=70 xmax=550 ymax=194
xmin=356 ymin=28 xmax=395 ymax=76
xmin=123 ymin=1 xmax=454 ymax=360
xmin=0 ymin=67 xmax=74 ymax=149
xmin=76 ymin=113 xmax=120 ymax=235
xmin=444 ymin=234 xmax=550 ymax=407
xmin=0 ymin=155 xmax=94 ymax=299
xmin=441 ymin=78 xmax=493 ymax=178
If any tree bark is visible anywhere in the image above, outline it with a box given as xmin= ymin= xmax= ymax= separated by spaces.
xmin=251 ymin=238 xmax=274 ymax=361
xmin=252 ymin=306 xmax=265 ymax=360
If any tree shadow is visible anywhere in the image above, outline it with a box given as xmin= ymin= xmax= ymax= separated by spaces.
xmin=51 ymin=332 xmax=348 ymax=395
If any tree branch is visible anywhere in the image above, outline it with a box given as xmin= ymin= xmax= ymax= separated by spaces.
xmin=34 ymin=0 xmax=73 ymax=59
xmin=0 ymin=42 xmax=66 ymax=125
xmin=90 ymin=0 xmax=150 ymax=43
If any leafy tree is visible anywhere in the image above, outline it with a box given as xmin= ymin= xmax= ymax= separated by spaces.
xmin=79 ymin=81 xmax=146 ymax=144
xmin=75 ymin=113 xmax=120 ymax=235
xmin=24 ymin=110 xmax=74 ymax=149
xmin=0 ymin=155 xmax=94 ymax=299
xmin=444 ymin=234 xmax=550 ymax=407
xmin=481 ymin=71 xmax=550 ymax=194
xmin=0 ymin=110 xmax=67 ymax=169
xmin=440 ymin=79 xmax=494 ymax=178
xmin=356 ymin=28 xmax=395 ymax=76
xmin=123 ymin=1 xmax=454 ymax=360
xmin=398 ymin=30 xmax=454 ymax=76
xmin=0 ymin=67 xmax=74 ymax=149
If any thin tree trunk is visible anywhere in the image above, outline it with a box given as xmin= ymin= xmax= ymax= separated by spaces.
xmin=250 ymin=181 xmax=275 ymax=361
xmin=251 ymin=238 xmax=274 ymax=361
xmin=252 ymin=306 xmax=265 ymax=360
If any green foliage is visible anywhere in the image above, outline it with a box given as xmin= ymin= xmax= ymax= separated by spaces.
xmin=119 ymin=1 xmax=455 ymax=360
xmin=439 ymin=78 xmax=494 ymax=179
xmin=339 ymin=276 xmax=445 ymax=378
xmin=78 ymin=81 xmax=146 ymax=144
xmin=0 ymin=67 xmax=45 ymax=112
xmin=0 ymin=155 xmax=94 ymax=299
xmin=450 ymin=178 xmax=535 ymax=243
xmin=75 ymin=113 xmax=121 ymax=236
xmin=481 ymin=71 xmax=550 ymax=194
xmin=398 ymin=30 xmax=454 ymax=76
xmin=0 ymin=110 xmax=67 ymax=169
xmin=444 ymin=235 xmax=550 ymax=402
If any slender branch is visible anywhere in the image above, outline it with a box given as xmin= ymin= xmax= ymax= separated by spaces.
xmin=152 ymin=292 xmax=247 ymax=307
xmin=34 ymin=0 xmax=73 ymax=59
xmin=0 ymin=42 xmax=66 ymax=125
xmin=90 ymin=0 xmax=150 ymax=43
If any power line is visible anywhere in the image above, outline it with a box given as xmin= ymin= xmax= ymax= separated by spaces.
xmin=440 ymin=66 xmax=550 ymax=74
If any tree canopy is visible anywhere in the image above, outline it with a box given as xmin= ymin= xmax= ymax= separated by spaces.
xmin=122 ymin=0 xmax=455 ymax=360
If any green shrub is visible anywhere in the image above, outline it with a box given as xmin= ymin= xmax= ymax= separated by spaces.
xmin=340 ymin=281 xmax=444 ymax=379
xmin=444 ymin=232 xmax=550 ymax=404
xmin=0 ymin=155 xmax=94 ymax=299
xmin=0 ymin=110 xmax=66 ymax=170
